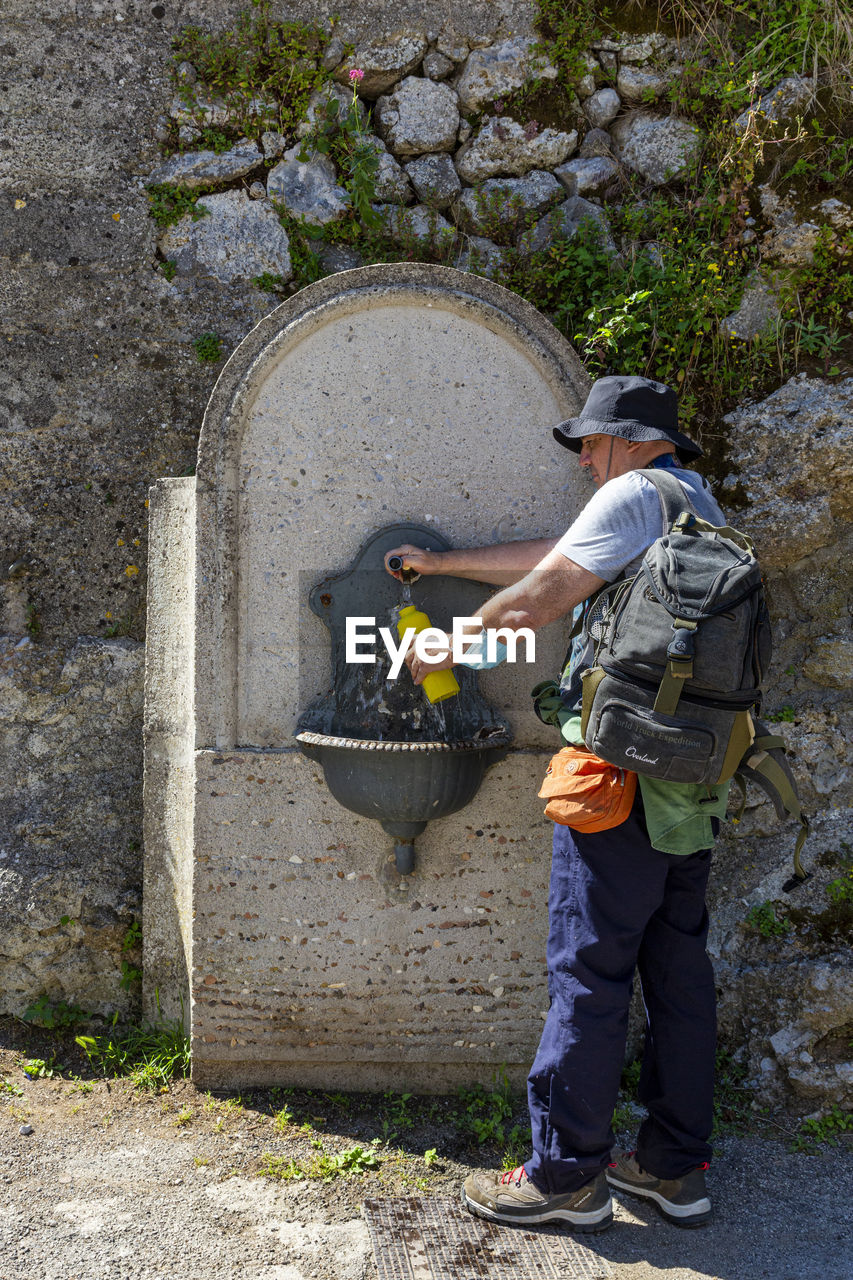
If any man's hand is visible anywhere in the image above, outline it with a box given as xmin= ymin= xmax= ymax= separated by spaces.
xmin=406 ymin=629 xmax=455 ymax=685
xmin=384 ymin=545 xmax=442 ymax=580
xmin=384 ymin=539 xmax=559 ymax=586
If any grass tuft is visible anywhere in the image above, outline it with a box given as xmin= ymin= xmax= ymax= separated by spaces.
xmin=75 ymin=1018 xmax=190 ymax=1091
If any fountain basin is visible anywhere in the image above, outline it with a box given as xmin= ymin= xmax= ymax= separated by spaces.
xmin=295 ymin=729 xmax=511 ymax=873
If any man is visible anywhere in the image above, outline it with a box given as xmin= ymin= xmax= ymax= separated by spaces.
xmin=385 ymin=376 xmax=726 ymax=1232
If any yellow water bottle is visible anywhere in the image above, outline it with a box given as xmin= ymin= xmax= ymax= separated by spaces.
xmin=396 ymin=604 xmax=460 ymax=704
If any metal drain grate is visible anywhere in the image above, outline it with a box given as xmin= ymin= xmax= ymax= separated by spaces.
xmin=362 ymin=1197 xmax=613 ymax=1280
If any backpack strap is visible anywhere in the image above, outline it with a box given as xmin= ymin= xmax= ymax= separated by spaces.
xmin=642 ymin=470 xmax=748 ymax=720
xmin=640 ymin=467 xmax=702 ymax=530
xmin=652 ymin=616 xmax=697 ymax=715
xmin=733 ymin=721 xmax=810 ymax=890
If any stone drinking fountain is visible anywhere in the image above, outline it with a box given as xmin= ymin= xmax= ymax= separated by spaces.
xmin=295 ymin=523 xmax=511 ymax=874
xmin=142 ymin=262 xmax=590 ymax=1090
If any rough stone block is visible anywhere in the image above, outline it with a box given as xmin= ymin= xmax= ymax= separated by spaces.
xmin=159 ymin=191 xmax=293 ymax=284
xmin=332 ymin=31 xmax=429 ymax=99
xmin=451 ymin=171 xmax=563 ymax=236
xmin=146 ymin=139 xmax=263 ymax=190
xmin=376 ymin=77 xmax=460 ymax=157
xmin=455 ymin=117 xmax=577 ymax=184
xmin=266 ymin=146 xmax=350 ymax=227
xmin=454 ymin=37 xmax=557 ymax=114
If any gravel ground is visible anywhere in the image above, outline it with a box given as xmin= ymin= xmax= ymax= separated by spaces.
xmin=1 ymin=1023 xmax=851 ymax=1280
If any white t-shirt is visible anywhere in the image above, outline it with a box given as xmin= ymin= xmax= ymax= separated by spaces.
xmin=555 ymin=467 xmax=726 ymax=582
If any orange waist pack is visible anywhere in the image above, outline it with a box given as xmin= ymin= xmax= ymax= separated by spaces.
xmin=538 ymin=746 xmax=637 ymax=832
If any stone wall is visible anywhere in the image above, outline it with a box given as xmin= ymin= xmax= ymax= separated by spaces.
xmin=0 ymin=635 xmax=144 ymax=1016
xmin=1 ymin=1 xmax=851 ymax=1108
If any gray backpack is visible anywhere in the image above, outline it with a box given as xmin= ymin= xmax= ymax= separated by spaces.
xmin=578 ymin=470 xmax=809 ymax=885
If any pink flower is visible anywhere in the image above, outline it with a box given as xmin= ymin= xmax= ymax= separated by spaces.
xmin=349 ymin=68 xmax=365 ymax=83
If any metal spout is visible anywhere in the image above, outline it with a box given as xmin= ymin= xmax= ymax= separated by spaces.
xmin=381 ymin=818 xmax=426 ymax=876
xmin=394 ymin=840 xmax=416 ymax=875
xmin=387 ymin=554 xmax=420 ymax=584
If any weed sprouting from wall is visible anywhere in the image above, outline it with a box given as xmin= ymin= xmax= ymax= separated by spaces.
xmin=169 ymin=1 xmax=328 ymax=143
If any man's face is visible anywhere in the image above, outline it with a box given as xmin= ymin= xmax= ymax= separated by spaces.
xmin=578 ymin=434 xmax=634 ymax=487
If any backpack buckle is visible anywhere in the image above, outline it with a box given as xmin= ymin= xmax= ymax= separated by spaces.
xmin=667 ymin=626 xmax=695 ymax=667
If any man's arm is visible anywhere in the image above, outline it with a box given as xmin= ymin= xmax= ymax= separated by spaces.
xmin=407 ymin=549 xmax=607 ymax=685
xmin=478 ymin=548 xmax=605 ymax=631
xmin=384 ymin=539 xmax=558 ymax=587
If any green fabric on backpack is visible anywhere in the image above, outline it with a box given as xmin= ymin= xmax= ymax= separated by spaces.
xmin=637 ymin=775 xmax=730 ymax=855
xmin=553 ymin=711 xmax=730 ymax=856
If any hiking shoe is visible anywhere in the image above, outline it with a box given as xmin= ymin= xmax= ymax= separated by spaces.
xmin=462 ymin=1165 xmax=613 ymax=1231
xmin=606 ymin=1149 xmax=712 ymax=1227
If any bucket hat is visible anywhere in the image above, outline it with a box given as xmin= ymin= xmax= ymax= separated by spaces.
xmin=553 ymin=375 xmax=703 ymax=462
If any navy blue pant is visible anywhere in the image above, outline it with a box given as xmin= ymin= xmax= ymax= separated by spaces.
xmin=524 ymin=794 xmax=716 ymax=1194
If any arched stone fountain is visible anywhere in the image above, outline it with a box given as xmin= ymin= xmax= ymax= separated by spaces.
xmin=143 ymin=263 xmax=591 ymax=1091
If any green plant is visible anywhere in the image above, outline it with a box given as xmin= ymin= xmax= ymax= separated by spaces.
xmin=499 ymin=1125 xmax=529 ymax=1171
xmin=104 ymin=614 xmax=136 ymax=638
xmin=283 ymin=222 xmax=325 ymax=287
xmin=359 ymin=205 xmax=457 ymax=267
xmin=160 ymin=259 xmax=177 ymax=281
xmin=1 ymin=1078 xmax=25 ymax=1097
xmin=123 ymin=920 xmax=142 ymax=950
xmin=203 ymin=1092 xmax=245 ymax=1123
xmin=322 ymin=1090 xmax=351 ymax=1111
xmin=147 ymin=185 xmax=211 ymax=229
xmin=119 ymin=920 xmax=143 ymax=991
xmin=456 ymin=1070 xmax=516 ymax=1147
xmin=19 ymin=1056 xmax=61 ymax=1079
xmin=468 ymin=187 xmax=530 ymax=247
xmin=423 ymin=1147 xmax=438 ymax=1167
xmin=790 ymin=1104 xmax=853 ymax=1152
xmin=198 ymin=126 xmax=232 ymax=154
xmin=272 ymin=1102 xmax=294 ymax=1131
xmin=251 ymin=271 xmax=286 ymax=293
xmin=25 ymin=604 xmax=41 ymax=638
xmin=297 ymin=71 xmax=381 ymax=228
xmin=120 ymin=959 xmax=142 ymax=991
xmin=574 ymin=290 xmax=653 ymax=371
xmin=784 ymin=119 xmax=853 ymax=187
xmin=610 ymin=1058 xmax=643 ymax=1132
xmin=767 ymin=705 xmax=796 ymax=722
xmin=661 ymin=0 xmax=852 ymax=122
xmin=827 ymin=869 xmax=853 ymax=905
xmin=826 ymin=845 xmax=853 ymax=905
xmin=792 ymin=316 xmax=842 ymax=360
xmin=23 ymin=994 xmax=89 ymax=1031
xmin=382 ymin=1089 xmax=415 ymax=1136
xmin=712 ymin=1047 xmax=751 ymax=1136
xmin=533 ymin=0 xmax=611 ymax=86
xmin=260 ymin=1141 xmax=382 ymax=1182
xmin=171 ymin=2 xmax=328 ymax=140
xmin=194 ymin=332 xmax=223 ymax=363
xmin=796 ymin=227 xmax=853 ymax=332
xmin=745 ymin=901 xmax=791 ymax=938
xmin=75 ymin=1015 xmax=190 ymax=1091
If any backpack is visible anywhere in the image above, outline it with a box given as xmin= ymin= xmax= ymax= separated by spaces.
xmin=572 ymin=470 xmax=809 ymax=887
